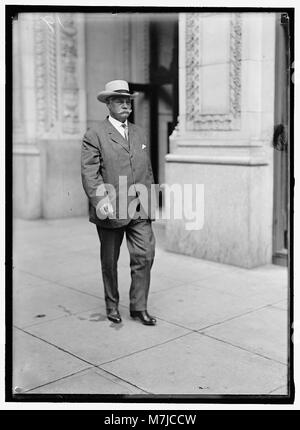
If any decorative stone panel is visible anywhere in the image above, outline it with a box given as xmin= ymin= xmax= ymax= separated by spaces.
xmin=185 ymin=13 xmax=242 ymax=131
xmin=34 ymin=13 xmax=85 ymax=137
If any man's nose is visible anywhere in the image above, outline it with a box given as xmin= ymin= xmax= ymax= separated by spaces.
xmin=121 ymin=101 xmax=130 ymax=108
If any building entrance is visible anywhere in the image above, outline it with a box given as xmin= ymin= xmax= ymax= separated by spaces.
xmin=273 ymin=13 xmax=290 ymax=266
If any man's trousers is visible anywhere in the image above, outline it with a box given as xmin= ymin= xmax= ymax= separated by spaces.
xmin=96 ymin=219 xmax=155 ymax=312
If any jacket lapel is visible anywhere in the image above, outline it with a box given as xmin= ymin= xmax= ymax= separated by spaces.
xmin=105 ymin=118 xmax=130 ymax=153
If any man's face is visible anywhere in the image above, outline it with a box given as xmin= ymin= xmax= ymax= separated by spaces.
xmin=107 ymin=96 xmax=132 ymax=123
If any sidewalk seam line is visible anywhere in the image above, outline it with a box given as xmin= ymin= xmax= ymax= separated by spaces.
xmin=194 ymin=302 xmax=286 ymax=331
xmin=22 ymin=366 xmax=95 ymax=393
xmin=197 ymin=332 xmax=288 ymax=367
xmin=13 ymin=326 xmax=192 ymax=392
xmin=24 ymin=366 xmax=150 ymax=395
xmin=14 ymin=326 xmax=96 ymax=366
xmin=93 ymin=368 xmax=152 ymax=395
xmin=149 ymin=303 xmax=285 ymax=333
xmin=14 ymin=329 xmax=153 ymax=395
xmin=14 ymin=268 xmax=105 ymax=301
xmin=268 ymin=384 xmax=288 ymax=394
xmin=97 ymin=331 xmax=195 ymax=366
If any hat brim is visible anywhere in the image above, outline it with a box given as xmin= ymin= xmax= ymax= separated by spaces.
xmin=97 ymin=91 xmax=139 ymax=103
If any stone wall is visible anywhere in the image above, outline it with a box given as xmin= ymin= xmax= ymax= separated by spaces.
xmin=13 ymin=13 xmax=88 ymax=219
xmin=165 ymin=13 xmax=276 ymax=268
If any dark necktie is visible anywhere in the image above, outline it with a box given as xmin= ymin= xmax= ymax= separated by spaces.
xmin=121 ymin=123 xmax=128 ymax=141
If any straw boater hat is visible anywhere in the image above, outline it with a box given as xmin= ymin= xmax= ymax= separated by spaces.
xmin=97 ymin=80 xmax=138 ymax=103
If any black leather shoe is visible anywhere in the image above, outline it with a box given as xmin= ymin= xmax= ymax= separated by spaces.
xmin=130 ymin=310 xmax=156 ymax=326
xmin=107 ymin=309 xmax=122 ymax=324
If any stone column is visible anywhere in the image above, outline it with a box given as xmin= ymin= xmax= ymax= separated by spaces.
xmin=13 ymin=12 xmax=88 ymax=219
xmin=13 ymin=14 xmax=42 ymax=219
xmin=165 ymin=12 xmax=276 ymax=268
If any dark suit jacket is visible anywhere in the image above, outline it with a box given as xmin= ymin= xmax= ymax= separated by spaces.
xmin=81 ymin=117 xmax=156 ymax=228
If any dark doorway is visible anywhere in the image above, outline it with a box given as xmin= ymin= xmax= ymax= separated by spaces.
xmin=129 ymin=14 xmax=179 ymax=184
xmin=273 ymin=13 xmax=290 ymax=266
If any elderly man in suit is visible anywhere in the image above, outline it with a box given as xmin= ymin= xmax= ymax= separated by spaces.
xmin=81 ymin=80 xmax=157 ymax=326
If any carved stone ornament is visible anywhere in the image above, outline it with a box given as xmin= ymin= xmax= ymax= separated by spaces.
xmin=34 ymin=13 xmax=81 ymax=136
xmin=185 ymin=13 xmax=242 ymax=131
xmin=34 ymin=13 xmax=58 ymax=136
xmin=60 ymin=13 xmax=80 ymax=134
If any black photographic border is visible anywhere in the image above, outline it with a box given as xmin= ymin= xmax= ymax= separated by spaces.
xmin=5 ymin=4 xmax=295 ymax=406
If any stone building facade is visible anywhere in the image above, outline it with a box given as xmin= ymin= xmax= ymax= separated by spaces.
xmin=12 ymin=11 xmax=289 ymax=268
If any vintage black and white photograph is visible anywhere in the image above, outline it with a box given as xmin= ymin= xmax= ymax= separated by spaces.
xmin=7 ymin=4 xmax=293 ymax=401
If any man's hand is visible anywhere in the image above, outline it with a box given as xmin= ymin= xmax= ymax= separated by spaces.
xmin=99 ymin=201 xmax=114 ymax=217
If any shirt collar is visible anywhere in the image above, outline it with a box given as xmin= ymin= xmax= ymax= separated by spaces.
xmin=108 ymin=115 xmax=128 ymax=129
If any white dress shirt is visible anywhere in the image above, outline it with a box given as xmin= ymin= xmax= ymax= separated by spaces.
xmin=108 ymin=115 xmax=128 ymax=140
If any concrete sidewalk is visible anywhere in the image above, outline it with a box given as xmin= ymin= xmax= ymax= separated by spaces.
xmin=12 ymin=217 xmax=289 ymax=396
